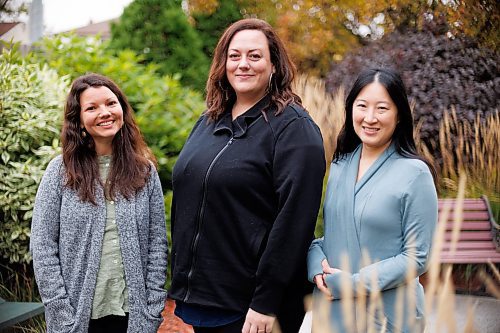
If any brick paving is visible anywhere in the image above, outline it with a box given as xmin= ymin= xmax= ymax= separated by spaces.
xmin=158 ymin=299 xmax=193 ymax=333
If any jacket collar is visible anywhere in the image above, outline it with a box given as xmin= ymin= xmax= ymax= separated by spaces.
xmin=213 ymin=94 xmax=271 ymax=137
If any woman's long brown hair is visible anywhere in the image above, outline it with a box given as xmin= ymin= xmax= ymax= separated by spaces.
xmin=62 ymin=73 xmax=156 ymax=204
xmin=205 ymin=18 xmax=302 ymax=120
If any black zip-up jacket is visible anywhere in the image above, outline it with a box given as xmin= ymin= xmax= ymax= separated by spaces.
xmin=169 ymin=96 xmax=326 ymax=316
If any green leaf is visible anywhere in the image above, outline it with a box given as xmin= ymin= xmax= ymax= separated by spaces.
xmin=1 ymin=151 xmax=10 ymax=164
xmin=11 ymin=230 xmax=20 ymax=240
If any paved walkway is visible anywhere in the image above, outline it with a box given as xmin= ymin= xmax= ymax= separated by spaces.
xmin=298 ymin=295 xmax=500 ymax=333
xmin=426 ymin=295 xmax=500 ymax=333
xmin=158 ymin=299 xmax=193 ymax=333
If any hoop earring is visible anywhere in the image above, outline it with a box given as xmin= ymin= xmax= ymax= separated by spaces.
xmin=267 ymin=73 xmax=274 ymax=92
xmin=219 ymin=80 xmax=230 ymax=101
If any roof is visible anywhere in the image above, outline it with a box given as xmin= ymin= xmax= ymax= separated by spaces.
xmin=63 ymin=19 xmax=118 ymax=40
xmin=0 ymin=22 xmax=20 ymax=37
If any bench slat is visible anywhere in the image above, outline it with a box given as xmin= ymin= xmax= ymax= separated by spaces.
xmin=441 ymin=241 xmax=496 ymax=250
xmin=444 ymin=221 xmax=491 ymax=231
xmin=444 ymin=231 xmax=493 ymax=241
xmin=440 ymin=251 xmax=500 ymax=264
xmin=438 ymin=199 xmax=486 ymax=208
xmin=439 ymin=211 xmax=490 ymax=221
xmin=0 ymin=301 xmax=45 ymax=329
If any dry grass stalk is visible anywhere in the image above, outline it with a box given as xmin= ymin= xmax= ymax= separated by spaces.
xmin=339 ymin=254 xmax=355 ymax=332
xmin=393 ymin=285 xmax=405 ymax=332
xmin=293 ymin=74 xmax=345 ymax=163
xmin=424 ymin=109 xmax=499 ymax=203
xmin=462 ymin=302 xmax=479 ymax=333
xmin=311 ymin=291 xmax=335 ymax=333
xmin=478 ymin=269 xmax=500 ymax=299
xmin=487 ymin=261 xmax=500 ymax=283
xmin=435 ymin=265 xmax=457 ymax=333
xmin=424 ymin=200 xmax=451 ymax=316
xmin=356 ymin=250 xmax=371 ymax=332
xmin=450 ymin=174 xmax=467 ymax=254
xmin=404 ymin=235 xmax=417 ymax=331
xmin=367 ymin=268 xmax=384 ymax=333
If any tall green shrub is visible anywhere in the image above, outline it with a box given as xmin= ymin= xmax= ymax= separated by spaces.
xmin=109 ymin=0 xmax=210 ymax=91
xmin=0 ymin=44 xmax=68 ymax=264
xmin=32 ymin=33 xmax=205 ymax=191
xmin=191 ymin=0 xmax=243 ymax=57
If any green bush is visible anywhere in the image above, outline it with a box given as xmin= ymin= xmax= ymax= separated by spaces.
xmin=109 ymin=0 xmax=210 ymax=91
xmin=0 ymin=43 xmax=68 ymax=264
xmin=191 ymin=0 xmax=243 ymax=57
xmin=32 ymin=33 xmax=205 ymax=191
xmin=133 ymin=74 xmax=203 ymax=187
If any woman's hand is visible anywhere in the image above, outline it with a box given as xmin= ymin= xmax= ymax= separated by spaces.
xmin=242 ymin=308 xmax=275 ymax=333
xmin=313 ymin=274 xmax=333 ymax=300
xmin=314 ymin=259 xmax=342 ymax=300
xmin=321 ymin=258 xmax=341 ymax=275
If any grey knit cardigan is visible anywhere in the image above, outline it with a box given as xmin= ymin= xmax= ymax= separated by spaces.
xmin=30 ymin=155 xmax=168 ymax=332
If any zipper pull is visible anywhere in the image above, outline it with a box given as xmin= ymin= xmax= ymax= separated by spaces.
xmin=228 ymin=138 xmax=234 ymax=145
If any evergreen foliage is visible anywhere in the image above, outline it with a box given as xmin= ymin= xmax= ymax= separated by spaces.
xmin=109 ymin=0 xmax=210 ymax=91
xmin=191 ymin=0 xmax=243 ymax=58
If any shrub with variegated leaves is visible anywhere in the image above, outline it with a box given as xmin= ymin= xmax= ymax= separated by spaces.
xmin=0 ymin=43 xmax=68 ymax=264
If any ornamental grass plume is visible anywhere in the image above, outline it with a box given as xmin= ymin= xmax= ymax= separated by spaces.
xmin=293 ymin=74 xmax=344 ymax=164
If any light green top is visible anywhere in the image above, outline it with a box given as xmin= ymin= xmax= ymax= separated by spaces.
xmin=91 ymin=155 xmax=129 ymax=319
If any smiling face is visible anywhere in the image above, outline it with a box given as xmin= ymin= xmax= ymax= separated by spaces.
xmin=80 ymin=86 xmax=124 ymax=155
xmin=352 ymin=81 xmax=398 ymax=155
xmin=226 ymin=29 xmax=275 ymax=104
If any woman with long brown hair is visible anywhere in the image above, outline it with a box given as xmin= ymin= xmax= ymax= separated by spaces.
xmin=31 ymin=73 xmax=168 ymax=333
xmin=169 ymin=19 xmax=326 ymax=333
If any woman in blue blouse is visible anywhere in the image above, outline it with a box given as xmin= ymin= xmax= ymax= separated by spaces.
xmin=307 ymin=68 xmax=438 ymax=332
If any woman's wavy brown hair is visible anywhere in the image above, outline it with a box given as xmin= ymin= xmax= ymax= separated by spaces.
xmin=205 ymin=18 xmax=302 ymax=120
xmin=62 ymin=73 xmax=156 ymax=204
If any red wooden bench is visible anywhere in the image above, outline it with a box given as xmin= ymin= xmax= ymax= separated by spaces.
xmin=438 ymin=196 xmax=500 ymax=264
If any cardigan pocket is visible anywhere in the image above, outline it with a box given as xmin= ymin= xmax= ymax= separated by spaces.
xmin=45 ymin=298 xmax=75 ymax=332
xmin=146 ymin=288 xmax=167 ymax=319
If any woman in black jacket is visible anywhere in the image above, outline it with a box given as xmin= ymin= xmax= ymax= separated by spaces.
xmin=169 ymin=18 xmax=326 ymax=333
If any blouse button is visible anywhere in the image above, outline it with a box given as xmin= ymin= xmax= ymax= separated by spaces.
xmin=113 ymin=259 xmax=118 ymax=264
xmin=110 ymin=201 xmax=114 ymax=205
xmin=105 ymin=163 xmax=110 ymax=167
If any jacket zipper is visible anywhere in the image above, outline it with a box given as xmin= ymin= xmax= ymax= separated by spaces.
xmin=184 ymin=136 xmax=234 ymax=302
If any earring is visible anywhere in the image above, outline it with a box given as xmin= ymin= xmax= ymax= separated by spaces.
xmin=267 ymin=72 xmax=274 ymax=92
xmin=79 ymin=128 xmax=87 ymax=145
xmin=219 ymin=80 xmax=230 ymax=101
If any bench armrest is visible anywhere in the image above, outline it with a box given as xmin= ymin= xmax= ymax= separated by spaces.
xmin=482 ymin=195 xmax=499 ymax=251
